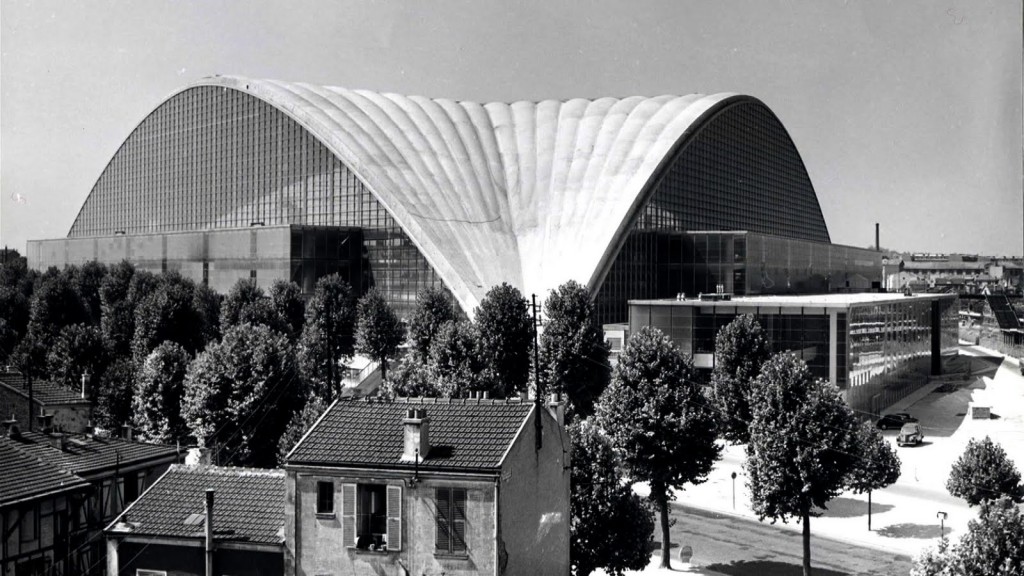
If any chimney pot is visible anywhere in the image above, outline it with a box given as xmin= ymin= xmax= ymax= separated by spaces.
xmin=401 ymin=409 xmax=430 ymax=462
xmin=2 ymin=417 xmax=20 ymax=440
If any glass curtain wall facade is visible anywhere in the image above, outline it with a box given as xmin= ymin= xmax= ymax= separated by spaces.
xmin=595 ymin=100 xmax=833 ymax=324
xmin=67 ymin=86 xmax=448 ymax=316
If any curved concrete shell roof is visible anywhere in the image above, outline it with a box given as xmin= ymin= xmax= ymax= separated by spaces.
xmin=72 ymin=76 xmax=823 ymax=315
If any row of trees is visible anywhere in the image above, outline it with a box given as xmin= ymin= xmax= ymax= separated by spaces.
xmin=568 ymin=315 xmax=904 ymax=576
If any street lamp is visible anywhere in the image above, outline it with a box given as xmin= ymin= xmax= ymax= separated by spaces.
xmin=731 ymin=472 xmax=737 ymax=510
xmin=937 ymin=511 xmax=948 ymax=538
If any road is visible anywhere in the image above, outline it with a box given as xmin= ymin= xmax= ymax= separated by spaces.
xmin=668 ymin=503 xmax=915 ymax=576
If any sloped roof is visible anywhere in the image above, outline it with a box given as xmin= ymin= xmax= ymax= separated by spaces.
xmin=0 ymin=371 xmax=91 ymax=405
xmin=8 ymin=431 xmax=179 ymax=477
xmin=0 ymin=438 xmax=91 ymax=506
xmin=173 ymin=77 xmax=745 ymax=313
xmin=287 ymin=398 xmax=533 ymax=472
xmin=106 ymin=465 xmax=284 ymax=546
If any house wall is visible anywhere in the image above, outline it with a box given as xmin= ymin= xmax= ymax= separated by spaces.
xmin=117 ymin=542 xmax=283 ymax=576
xmin=1 ymin=493 xmax=78 ymax=576
xmin=288 ymin=469 xmax=497 ymax=576
xmin=498 ymin=408 xmax=571 ymax=576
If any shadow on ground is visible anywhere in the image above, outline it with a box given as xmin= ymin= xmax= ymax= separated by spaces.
xmin=705 ymin=560 xmax=848 ymax=576
xmin=876 ymin=523 xmax=951 ymax=539
xmin=647 ymin=541 xmax=679 ymax=553
xmin=817 ymin=496 xmax=893 ymax=518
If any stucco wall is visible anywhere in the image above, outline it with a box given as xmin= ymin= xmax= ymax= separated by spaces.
xmin=498 ymin=408 xmax=571 ymax=576
xmin=0 ymin=388 xmax=91 ymax=434
xmin=289 ymin=470 xmax=497 ymax=576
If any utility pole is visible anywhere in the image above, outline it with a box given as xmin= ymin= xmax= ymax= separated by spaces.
xmin=532 ymin=294 xmax=542 ymax=451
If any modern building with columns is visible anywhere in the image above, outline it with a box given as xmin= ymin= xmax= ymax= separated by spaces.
xmin=628 ymin=292 xmax=959 ymax=415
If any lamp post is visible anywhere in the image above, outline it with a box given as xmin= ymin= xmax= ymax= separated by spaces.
xmin=731 ymin=472 xmax=737 ymax=510
xmin=937 ymin=511 xmax=948 ymax=539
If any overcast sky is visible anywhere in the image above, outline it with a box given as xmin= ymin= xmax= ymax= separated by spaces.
xmin=2 ymin=0 xmax=1021 ymax=256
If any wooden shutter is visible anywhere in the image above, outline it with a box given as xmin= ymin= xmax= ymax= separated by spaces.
xmin=341 ymin=483 xmax=357 ymax=548
xmin=386 ymin=485 xmax=402 ymax=551
xmin=435 ymin=488 xmax=450 ymax=551
xmin=452 ymin=488 xmax=467 ymax=552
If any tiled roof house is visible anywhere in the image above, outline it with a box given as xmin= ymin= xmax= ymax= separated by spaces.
xmin=0 ymin=369 xmax=92 ymax=434
xmin=105 ymin=465 xmax=286 ymax=576
xmin=283 ymin=396 xmax=570 ymax=576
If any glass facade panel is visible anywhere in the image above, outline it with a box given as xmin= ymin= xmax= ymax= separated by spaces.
xmin=596 ymin=101 xmax=839 ymax=324
xmin=68 ymin=86 xmax=448 ymax=317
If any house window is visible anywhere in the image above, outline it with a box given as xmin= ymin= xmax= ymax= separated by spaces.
xmin=435 ymin=487 xmax=467 ymax=554
xmin=341 ymin=483 xmax=401 ymax=551
xmin=316 ymin=481 xmax=334 ymax=514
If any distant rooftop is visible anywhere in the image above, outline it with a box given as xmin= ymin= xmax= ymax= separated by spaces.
xmin=7 ymin=430 xmax=179 ymax=477
xmin=106 ymin=465 xmax=285 ymax=546
xmin=287 ymin=398 xmax=534 ymax=472
xmin=0 ymin=370 xmax=91 ymax=405
xmin=0 ymin=438 xmax=91 ymax=506
xmin=630 ymin=292 xmax=956 ymax=310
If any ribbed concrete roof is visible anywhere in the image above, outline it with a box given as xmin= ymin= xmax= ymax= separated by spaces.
xmin=188 ymin=76 xmax=745 ymax=313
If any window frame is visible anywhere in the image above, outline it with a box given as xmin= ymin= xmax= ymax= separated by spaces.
xmin=434 ymin=487 xmax=467 ymax=556
xmin=341 ymin=482 xmax=401 ymax=552
xmin=316 ymin=481 xmax=335 ymax=516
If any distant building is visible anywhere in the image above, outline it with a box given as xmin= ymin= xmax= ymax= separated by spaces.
xmin=105 ymin=464 xmax=286 ymax=576
xmin=891 ymin=253 xmax=1024 ymax=296
xmin=284 ymin=396 xmax=570 ymax=576
xmin=28 ymin=76 xmax=880 ymax=325
xmin=629 ymin=292 xmax=959 ymax=415
xmin=0 ymin=370 xmax=92 ymax=434
xmin=0 ymin=421 xmax=180 ymax=576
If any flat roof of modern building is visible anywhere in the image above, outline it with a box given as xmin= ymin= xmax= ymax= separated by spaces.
xmin=630 ymin=292 xmax=956 ymax=310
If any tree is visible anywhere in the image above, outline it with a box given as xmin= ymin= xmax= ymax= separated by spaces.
xmin=946 ymin=436 xmax=1024 ymax=506
xmin=475 ymin=283 xmax=532 ymax=399
xmin=70 ymin=261 xmax=108 ymax=325
xmin=407 ymin=286 xmax=457 ymax=358
xmin=45 ymin=323 xmax=108 ymax=391
xmin=569 ymin=419 xmax=655 ymax=576
xmin=912 ymin=497 xmax=1024 ymax=576
xmin=845 ymin=420 xmax=901 ymax=530
xmin=710 ymin=314 xmax=771 ymax=444
xmin=192 ymin=283 xmax=222 ymax=345
xmin=0 ymin=287 xmax=30 ymax=363
xmin=100 ymin=261 xmax=138 ymax=357
xmin=355 ymin=288 xmax=405 ymax=382
xmin=182 ymin=323 xmax=303 ymax=468
xmin=220 ymin=279 xmax=266 ymax=331
xmin=298 ymin=275 xmax=356 ymax=402
xmin=597 ymin=326 xmax=720 ymax=570
xmin=277 ymin=395 xmax=329 ymax=465
xmin=541 ymin=280 xmax=610 ymax=422
xmin=132 ymin=273 xmax=210 ymax=361
xmin=94 ymin=358 xmax=136 ymax=431
xmin=428 ymin=320 xmax=487 ymax=398
xmin=270 ymin=280 xmax=305 ymax=338
xmin=26 ymin=267 xmax=89 ymax=340
xmin=379 ymin=355 xmax=440 ymax=399
xmin=132 ymin=342 xmax=191 ymax=443
xmin=745 ymin=353 xmax=859 ymax=576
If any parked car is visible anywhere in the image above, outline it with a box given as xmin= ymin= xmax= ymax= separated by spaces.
xmin=877 ymin=412 xmax=918 ymax=430
xmin=897 ymin=423 xmax=924 ymax=446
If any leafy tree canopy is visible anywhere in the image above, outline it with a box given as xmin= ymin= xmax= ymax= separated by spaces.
xmin=133 ymin=341 xmax=191 ymax=444
xmin=475 ymin=283 xmax=533 ymax=399
xmin=711 ymin=314 xmax=771 ymax=444
xmin=428 ymin=320 xmax=487 ymax=398
xmin=845 ymin=420 xmax=901 ymax=494
xmin=540 ymin=280 xmax=610 ymax=422
xmin=355 ymin=287 xmax=405 ymax=382
xmin=569 ymin=419 xmax=655 ymax=576
xmin=597 ymin=326 xmax=719 ymax=570
xmin=946 ymin=436 xmax=1024 ymax=506
xmin=912 ymin=497 xmax=1024 ymax=576
xmin=220 ymin=279 xmax=266 ymax=331
xmin=132 ymin=272 xmax=210 ymax=361
xmin=99 ymin=261 xmax=138 ymax=356
xmin=46 ymin=323 xmax=108 ymax=393
xmin=298 ymin=275 xmax=356 ymax=402
xmin=277 ymin=394 xmax=330 ymax=465
xmin=270 ymin=280 xmax=305 ymax=338
xmin=182 ymin=323 xmax=304 ymax=468
xmin=407 ymin=287 xmax=457 ymax=358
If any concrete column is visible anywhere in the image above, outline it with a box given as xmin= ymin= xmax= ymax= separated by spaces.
xmin=828 ymin=310 xmax=838 ymax=387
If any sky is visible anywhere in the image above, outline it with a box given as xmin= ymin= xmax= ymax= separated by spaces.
xmin=1 ymin=0 xmax=1021 ymax=256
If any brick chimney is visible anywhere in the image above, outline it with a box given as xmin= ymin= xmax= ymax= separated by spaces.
xmin=401 ymin=408 xmax=430 ymax=463
xmin=547 ymin=392 xmax=565 ymax=427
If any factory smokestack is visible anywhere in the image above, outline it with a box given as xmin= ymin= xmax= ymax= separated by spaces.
xmin=875 ymin=223 xmax=880 ymax=251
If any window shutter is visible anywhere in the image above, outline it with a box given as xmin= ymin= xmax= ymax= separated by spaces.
xmin=452 ymin=489 xmax=467 ymax=553
xmin=386 ymin=485 xmax=402 ymax=551
xmin=341 ymin=483 xmax=357 ymax=548
xmin=435 ymin=488 xmax=450 ymax=551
